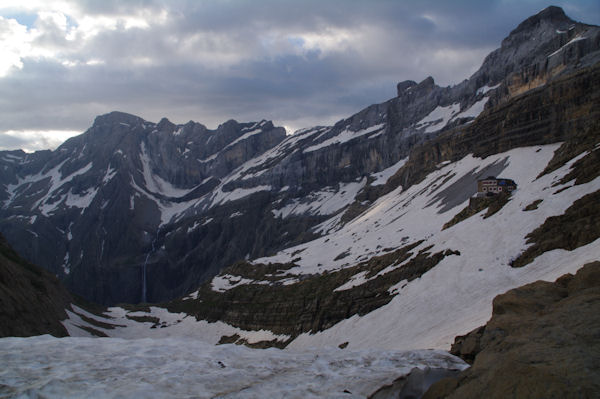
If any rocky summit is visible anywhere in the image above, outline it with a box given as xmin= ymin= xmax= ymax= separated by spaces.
xmin=1 ymin=6 xmax=599 ymax=310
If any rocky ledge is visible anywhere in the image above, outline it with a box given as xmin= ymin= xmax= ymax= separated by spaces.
xmin=423 ymin=261 xmax=600 ymax=398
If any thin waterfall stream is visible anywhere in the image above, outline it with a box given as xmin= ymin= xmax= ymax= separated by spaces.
xmin=142 ymin=228 xmax=161 ymax=303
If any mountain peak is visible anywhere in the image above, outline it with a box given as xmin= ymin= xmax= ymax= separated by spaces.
xmin=509 ymin=5 xmax=573 ymax=36
xmin=157 ymin=117 xmax=176 ymax=132
xmin=92 ymin=111 xmax=145 ymax=128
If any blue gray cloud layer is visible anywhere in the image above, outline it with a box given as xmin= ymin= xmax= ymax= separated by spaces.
xmin=0 ymin=0 xmax=598 ymax=150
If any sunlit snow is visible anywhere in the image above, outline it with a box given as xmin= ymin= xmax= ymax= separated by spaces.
xmin=249 ymin=144 xmax=600 ymax=350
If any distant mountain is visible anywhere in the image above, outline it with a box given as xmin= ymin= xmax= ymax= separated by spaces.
xmin=1 ymin=6 xmax=599 ymax=306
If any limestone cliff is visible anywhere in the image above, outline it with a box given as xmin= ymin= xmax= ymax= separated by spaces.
xmin=423 ymin=262 xmax=600 ymax=399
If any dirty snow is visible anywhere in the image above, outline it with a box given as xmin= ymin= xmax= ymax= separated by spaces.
xmin=0 ymin=334 xmax=465 ymax=399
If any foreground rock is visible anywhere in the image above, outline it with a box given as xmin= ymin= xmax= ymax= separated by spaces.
xmin=423 ymin=262 xmax=600 ymax=398
xmin=0 ymin=233 xmax=73 ymax=337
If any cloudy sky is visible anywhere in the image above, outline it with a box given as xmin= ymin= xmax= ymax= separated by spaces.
xmin=0 ymin=1 xmax=598 ymax=152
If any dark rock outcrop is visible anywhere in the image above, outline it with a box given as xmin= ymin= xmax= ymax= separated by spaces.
xmin=511 ymin=190 xmax=600 ymax=267
xmin=423 ymin=262 xmax=600 ymax=399
xmin=370 ymin=367 xmax=463 ymax=399
xmin=167 ymin=243 xmax=460 ymax=339
xmin=0 ymin=233 xmax=72 ymax=337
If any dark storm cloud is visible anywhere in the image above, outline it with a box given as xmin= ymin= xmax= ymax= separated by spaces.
xmin=0 ymin=0 xmax=598 ymax=150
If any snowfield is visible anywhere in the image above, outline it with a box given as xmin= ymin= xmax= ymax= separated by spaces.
xmin=253 ymin=143 xmax=600 ymax=350
xmin=0 ymin=336 xmax=466 ymax=398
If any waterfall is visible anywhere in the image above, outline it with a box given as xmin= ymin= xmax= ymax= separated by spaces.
xmin=141 ymin=228 xmax=160 ymax=303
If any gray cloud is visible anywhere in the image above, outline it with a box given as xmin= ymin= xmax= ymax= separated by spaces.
xmin=0 ymin=0 xmax=598 ymax=150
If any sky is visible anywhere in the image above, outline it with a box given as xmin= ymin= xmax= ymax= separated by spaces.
xmin=0 ymin=1 xmax=598 ymax=152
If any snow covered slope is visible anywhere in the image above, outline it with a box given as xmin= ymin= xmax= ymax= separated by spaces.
xmin=153 ymin=141 xmax=596 ymax=351
xmin=59 ymin=139 xmax=599 ymax=353
xmin=284 ymin=145 xmax=600 ymax=350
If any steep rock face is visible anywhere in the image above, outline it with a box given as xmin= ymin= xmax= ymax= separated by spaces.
xmin=388 ymin=62 xmax=600 ymax=195
xmin=424 ymin=262 xmax=600 ymax=399
xmin=0 ymin=114 xmax=286 ymax=304
xmin=0 ymin=233 xmax=72 ymax=337
xmin=477 ymin=6 xmax=600 ymax=102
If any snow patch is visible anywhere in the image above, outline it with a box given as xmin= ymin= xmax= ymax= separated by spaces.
xmin=548 ymin=35 xmax=587 ymax=58
xmin=64 ymin=187 xmax=99 ymax=209
xmin=370 ymin=158 xmax=408 ymax=186
xmin=304 ymin=124 xmax=385 ymax=152
xmin=211 ymin=185 xmax=272 ymax=207
xmin=224 ymin=129 xmax=263 ymax=150
xmin=415 ymin=103 xmax=461 ymax=133
xmin=273 ymin=179 xmax=366 ymax=218
xmin=102 ymin=166 xmax=117 ymax=184
xmin=212 ymin=274 xmax=256 ymax=292
xmin=454 ymin=97 xmax=489 ymax=120
xmin=334 ymin=271 xmax=369 ymax=292
xmin=476 ymin=83 xmax=501 ymax=95
xmin=62 ymin=252 xmax=70 ymax=275
xmin=140 ymin=142 xmax=196 ymax=198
